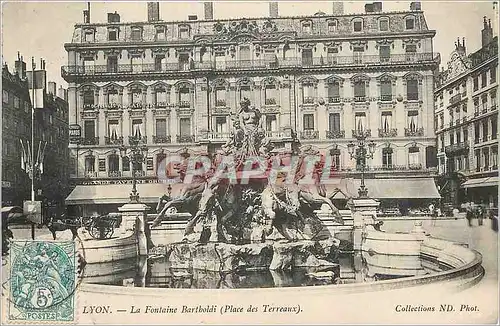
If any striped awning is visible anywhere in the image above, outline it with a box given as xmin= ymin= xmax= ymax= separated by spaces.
xmin=461 ymin=176 xmax=498 ymax=188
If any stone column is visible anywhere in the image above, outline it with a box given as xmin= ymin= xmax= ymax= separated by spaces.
xmin=118 ymin=202 xmax=150 ymax=256
xmin=348 ymin=198 xmax=380 ymax=250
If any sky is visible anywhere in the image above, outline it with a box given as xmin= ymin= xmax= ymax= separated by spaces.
xmin=1 ymin=1 xmax=498 ymax=88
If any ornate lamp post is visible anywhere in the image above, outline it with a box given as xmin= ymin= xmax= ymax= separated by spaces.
xmin=119 ymin=142 xmax=148 ymax=204
xmin=347 ymin=132 xmax=376 ymax=199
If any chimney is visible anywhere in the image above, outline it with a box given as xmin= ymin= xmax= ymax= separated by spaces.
xmin=410 ymin=1 xmax=422 ymax=11
xmin=58 ymin=86 xmax=68 ymax=101
xmin=269 ymin=2 xmax=278 ymax=18
xmin=365 ymin=3 xmax=374 ymax=13
xmin=108 ymin=11 xmax=120 ymax=23
xmin=204 ymin=2 xmax=213 ymax=20
xmin=48 ymin=82 xmax=57 ymax=96
xmin=147 ymin=2 xmax=160 ymax=22
xmin=332 ymin=2 xmax=344 ymax=15
xmin=373 ymin=2 xmax=382 ymax=12
xmin=83 ymin=2 xmax=90 ymax=23
xmin=14 ymin=52 xmax=26 ymax=80
xmin=481 ymin=16 xmax=493 ymax=47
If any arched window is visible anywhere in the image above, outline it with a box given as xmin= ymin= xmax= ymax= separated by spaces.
xmin=382 ymin=146 xmax=393 ymax=168
xmin=108 ymin=154 xmax=120 ymax=176
xmin=405 ymin=16 xmax=415 ymax=30
xmin=352 ymin=18 xmax=363 ymax=32
xmin=408 ymin=146 xmax=420 ymax=169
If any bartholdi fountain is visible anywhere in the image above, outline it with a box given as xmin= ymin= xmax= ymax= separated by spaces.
xmin=149 ymin=97 xmax=343 ymax=274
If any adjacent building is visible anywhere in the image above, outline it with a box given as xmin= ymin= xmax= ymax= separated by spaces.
xmin=434 ymin=17 xmax=498 ymax=209
xmin=2 ymin=54 xmax=70 ymax=217
xmin=63 ymin=2 xmax=441 ymax=216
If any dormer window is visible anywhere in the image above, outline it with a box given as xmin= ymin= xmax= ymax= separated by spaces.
xmin=108 ymin=28 xmax=118 ymax=41
xmin=328 ymin=20 xmax=338 ymax=33
xmin=155 ymin=26 xmax=166 ymax=41
xmin=353 ymin=18 xmax=363 ymax=32
xmin=84 ymin=30 xmax=95 ymax=42
xmin=379 ymin=18 xmax=389 ymax=31
xmin=179 ymin=25 xmax=190 ymax=39
xmin=131 ymin=27 xmax=142 ymax=41
xmin=302 ymin=21 xmax=312 ymax=34
xmin=405 ymin=17 xmax=415 ymax=30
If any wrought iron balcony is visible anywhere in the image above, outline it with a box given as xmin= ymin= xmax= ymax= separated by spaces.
xmin=265 ymin=98 xmax=277 ymax=105
xmin=300 ymin=130 xmax=319 ymax=139
xmin=352 ymin=129 xmax=371 ymax=139
xmin=449 ymin=93 xmax=462 ymax=105
xmin=215 ymin=99 xmax=227 ymax=107
xmin=128 ymin=135 xmax=147 ymax=145
xmin=84 ymin=171 xmax=98 ymax=178
xmin=108 ymin=171 xmax=122 ymax=178
xmin=327 ymin=97 xmax=341 ymax=104
xmin=404 ymin=127 xmax=424 ymax=137
xmin=133 ymin=170 xmax=146 ymax=177
xmin=177 ymin=135 xmax=195 ymax=143
xmin=152 ymin=135 xmax=171 ymax=144
xmin=354 ymin=96 xmax=366 ymax=102
xmin=80 ymin=137 xmax=99 ymax=145
xmin=105 ymin=136 xmax=123 ymax=145
xmin=445 ymin=142 xmax=470 ymax=155
xmin=408 ymin=163 xmax=423 ymax=170
xmin=265 ymin=130 xmax=282 ymax=138
xmin=128 ymin=102 xmax=145 ymax=110
xmin=83 ymin=103 xmax=97 ymax=110
xmin=378 ymin=128 xmax=398 ymax=138
xmin=326 ymin=130 xmax=345 ymax=139
xmin=104 ymin=103 xmax=123 ymax=110
xmin=303 ymin=97 xmax=315 ymax=104
xmin=178 ymin=100 xmax=191 ymax=108
xmin=154 ymin=101 xmax=169 ymax=108
xmin=379 ymin=95 xmax=393 ymax=102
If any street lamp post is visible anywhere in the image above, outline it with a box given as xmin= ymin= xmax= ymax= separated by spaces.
xmin=347 ymin=131 xmax=376 ymax=199
xmin=119 ymin=141 xmax=148 ymax=204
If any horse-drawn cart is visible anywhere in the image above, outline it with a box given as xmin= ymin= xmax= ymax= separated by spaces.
xmin=84 ymin=213 xmax=122 ymax=240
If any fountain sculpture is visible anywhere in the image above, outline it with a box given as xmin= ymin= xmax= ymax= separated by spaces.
xmin=151 ymin=98 xmax=343 ymax=273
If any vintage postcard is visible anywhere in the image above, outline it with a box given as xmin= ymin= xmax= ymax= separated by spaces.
xmin=1 ymin=1 xmax=498 ymax=324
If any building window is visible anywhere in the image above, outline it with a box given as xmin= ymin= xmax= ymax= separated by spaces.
xmin=492 ymin=146 xmax=498 ymax=168
xmin=482 ymin=95 xmax=488 ymax=112
xmin=131 ymin=28 xmax=142 ymax=41
xmin=473 ymin=77 xmax=478 ymax=91
xmin=215 ymin=116 xmax=227 ymax=133
xmin=382 ymin=147 xmax=393 ymax=168
xmin=109 ymin=154 xmax=120 ymax=173
xmin=132 ymin=119 xmax=143 ymax=138
xmin=380 ymin=80 xmax=392 ymax=101
xmin=85 ymin=156 xmax=95 ymax=174
xmin=302 ymin=83 xmax=315 ymax=104
xmin=108 ymin=89 xmax=119 ymax=105
xmin=491 ymin=92 xmax=497 ymax=109
xmin=156 ymin=118 xmax=167 ymax=137
xmin=240 ymin=86 xmax=251 ymax=101
xmin=329 ymin=113 xmax=341 ymax=132
xmin=2 ymin=90 xmax=8 ymax=104
xmin=406 ymin=79 xmax=419 ymax=101
xmin=407 ymin=110 xmax=419 ymax=132
xmin=405 ymin=17 xmax=415 ymax=30
xmin=84 ymin=120 xmax=95 ymax=139
xmin=490 ymin=67 xmax=497 ymax=83
xmin=353 ymin=46 xmax=364 ymax=64
xmin=154 ymin=55 xmax=165 ymax=71
xmin=475 ymin=149 xmax=481 ymax=171
xmin=122 ymin=156 xmax=130 ymax=171
xmin=264 ymin=84 xmax=277 ymax=105
xmin=179 ymin=26 xmax=190 ymax=39
xmin=353 ymin=19 xmax=363 ymax=32
xmin=381 ymin=111 xmax=392 ymax=132
xmin=408 ymin=146 xmax=420 ymax=166
xmin=492 ymin=118 xmax=498 ymax=140
xmin=379 ymin=45 xmax=390 ymax=62
xmin=303 ymin=114 xmax=314 ymax=130
xmin=326 ymin=48 xmax=338 ymax=64
xmin=131 ymin=89 xmax=142 ymax=104
xmin=328 ymin=20 xmax=337 ymax=33
xmin=449 ymin=133 xmax=454 ymax=145
xmin=474 ymin=122 xmax=480 ymax=143
xmin=302 ymin=22 xmax=312 ymax=34
xmin=265 ymin=115 xmax=278 ymax=132
xmin=483 ymin=148 xmax=490 ymax=169
xmin=354 ymin=112 xmax=366 ymax=131
xmin=179 ymin=117 xmax=191 ymax=136
xmin=107 ymin=56 xmax=118 ymax=73
xmin=13 ymin=96 xmax=19 ymax=108
xmin=179 ymin=87 xmax=190 ymax=107
xmin=327 ymin=81 xmax=340 ymax=102
xmin=481 ymin=72 xmax=487 ymax=88
xmin=482 ymin=120 xmax=488 ymax=141
xmin=85 ymin=30 xmax=94 ymax=42
xmin=463 ymin=128 xmax=468 ymax=143
xmin=155 ymin=88 xmax=167 ymax=105
xmin=353 ymin=80 xmax=366 ymax=101
xmin=156 ymin=26 xmax=165 ymax=41
xmin=379 ymin=18 xmax=389 ymax=31
xmin=302 ymin=48 xmax=313 ymax=66
xmin=108 ymin=29 xmax=118 ymax=41
xmin=83 ymin=90 xmax=94 ymax=108
xmin=108 ymin=120 xmax=120 ymax=140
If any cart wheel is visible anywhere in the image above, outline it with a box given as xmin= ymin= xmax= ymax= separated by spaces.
xmin=88 ymin=222 xmax=102 ymax=239
xmin=102 ymin=225 xmax=114 ymax=239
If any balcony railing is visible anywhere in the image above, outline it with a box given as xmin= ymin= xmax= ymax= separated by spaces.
xmin=133 ymin=170 xmax=146 ymax=177
xmin=215 ymin=99 xmax=227 ymax=107
xmin=177 ymin=135 xmax=195 ymax=143
xmin=404 ymin=127 xmax=424 ymax=137
xmin=265 ymin=98 xmax=277 ymax=105
xmin=408 ymin=163 xmax=423 ymax=170
xmin=129 ymin=136 xmax=147 ymax=145
xmin=380 ymin=95 xmax=393 ymax=102
xmin=265 ymin=130 xmax=283 ymax=139
xmin=378 ymin=128 xmax=398 ymax=138
xmin=326 ymin=130 xmax=345 ymax=139
xmin=61 ymin=53 xmax=439 ymax=78
xmin=303 ymin=97 xmax=315 ymax=104
xmin=153 ymin=135 xmax=171 ymax=144
xmin=354 ymin=96 xmax=366 ymax=102
xmin=154 ymin=101 xmax=169 ymax=108
xmin=108 ymin=171 xmax=122 ymax=178
xmin=450 ymin=93 xmax=462 ymax=105
xmin=445 ymin=142 xmax=470 ymax=155
xmin=327 ymin=97 xmax=341 ymax=104
xmin=81 ymin=137 xmax=99 ymax=145
xmin=128 ymin=102 xmax=145 ymax=110
xmin=352 ymin=129 xmax=371 ymax=138
xmin=300 ymin=130 xmax=319 ymax=139
xmin=105 ymin=136 xmax=123 ymax=145
xmin=178 ymin=100 xmax=191 ymax=108
xmin=104 ymin=103 xmax=123 ymax=110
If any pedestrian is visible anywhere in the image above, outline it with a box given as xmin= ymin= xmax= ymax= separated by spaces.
xmin=477 ymin=205 xmax=484 ymax=226
xmin=465 ymin=203 xmax=473 ymax=227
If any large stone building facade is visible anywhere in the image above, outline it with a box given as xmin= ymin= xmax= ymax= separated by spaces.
xmin=63 ymin=2 xmax=441 ymax=215
xmin=435 ymin=17 xmax=498 ymax=209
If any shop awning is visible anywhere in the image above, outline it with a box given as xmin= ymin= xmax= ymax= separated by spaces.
xmin=324 ymin=178 xmax=440 ymax=199
xmin=461 ymin=176 xmax=498 ymax=188
xmin=65 ymin=183 xmax=185 ymax=205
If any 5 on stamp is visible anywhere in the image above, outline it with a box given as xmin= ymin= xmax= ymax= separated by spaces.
xmin=8 ymin=240 xmax=77 ymax=323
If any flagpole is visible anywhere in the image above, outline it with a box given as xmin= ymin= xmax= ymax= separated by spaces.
xmin=30 ymin=57 xmax=36 ymax=240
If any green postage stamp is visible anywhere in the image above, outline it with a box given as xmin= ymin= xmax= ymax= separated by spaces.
xmin=7 ymin=240 xmax=77 ymax=323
